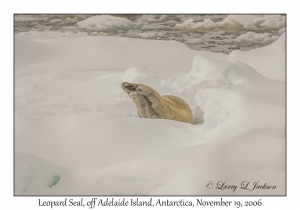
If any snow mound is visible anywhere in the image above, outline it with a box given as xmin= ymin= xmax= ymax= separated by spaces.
xmin=187 ymin=54 xmax=229 ymax=83
xmin=187 ymin=53 xmax=284 ymax=89
xmin=77 ymin=15 xmax=133 ymax=33
xmin=14 ymin=34 xmax=54 ymax=69
xmin=184 ymin=52 xmax=284 ymax=128
xmin=14 ymin=34 xmax=197 ymax=72
xmin=174 ymin=18 xmax=193 ymax=30
xmin=229 ymin=33 xmax=285 ymax=81
xmin=223 ymin=60 xmax=284 ymax=89
xmin=122 ymin=66 xmax=159 ymax=83
xmin=14 ymin=33 xmax=285 ymax=195
xmin=15 ymin=152 xmax=62 ymax=195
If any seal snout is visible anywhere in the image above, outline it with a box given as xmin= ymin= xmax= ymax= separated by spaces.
xmin=122 ymin=82 xmax=137 ymax=92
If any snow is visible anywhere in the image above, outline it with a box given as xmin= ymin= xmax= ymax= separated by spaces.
xmin=15 ymin=152 xmax=62 ymax=195
xmin=15 ymin=32 xmax=285 ymax=195
xmin=17 ymin=31 xmax=88 ymax=40
xmin=50 ymin=19 xmax=62 ymax=24
xmin=77 ymin=15 xmax=134 ymax=33
xmin=229 ymin=33 xmax=286 ymax=81
xmin=175 ymin=18 xmax=196 ymax=31
xmin=278 ymin=27 xmax=286 ymax=35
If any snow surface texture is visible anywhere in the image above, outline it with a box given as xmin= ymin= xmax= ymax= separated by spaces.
xmin=15 ymin=32 xmax=286 ymax=195
xmin=229 ymin=34 xmax=285 ymax=81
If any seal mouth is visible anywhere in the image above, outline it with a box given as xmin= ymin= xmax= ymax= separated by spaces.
xmin=122 ymin=82 xmax=137 ymax=93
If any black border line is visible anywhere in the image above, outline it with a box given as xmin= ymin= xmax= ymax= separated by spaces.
xmin=13 ymin=13 xmax=287 ymax=197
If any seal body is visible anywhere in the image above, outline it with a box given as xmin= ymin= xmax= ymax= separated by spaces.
xmin=122 ymin=82 xmax=193 ymax=124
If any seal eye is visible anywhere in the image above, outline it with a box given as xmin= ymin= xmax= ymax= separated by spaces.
xmin=137 ymin=88 xmax=142 ymax=92
xmin=131 ymin=87 xmax=136 ymax=91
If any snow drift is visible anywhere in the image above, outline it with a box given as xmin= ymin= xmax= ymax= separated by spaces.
xmin=229 ymin=33 xmax=285 ymax=81
xmin=15 ymin=152 xmax=62 ymax=195
xmin=14 ymin=31 xmax=285 ymax=195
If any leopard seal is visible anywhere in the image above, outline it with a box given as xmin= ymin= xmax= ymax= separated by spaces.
xmin=122 ymin=82 xmax=193 ymax=124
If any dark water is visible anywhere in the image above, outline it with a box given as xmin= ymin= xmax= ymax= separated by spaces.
xmin=14 ymin=14 xmax=285 ymax=54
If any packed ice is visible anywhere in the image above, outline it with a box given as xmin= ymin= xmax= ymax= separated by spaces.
xmin=77 ymin=15 xmax=134 ymax=33
xmin=235 ymin=32 xmax=279 ymax=45
xmin=15 ymin=14 xmax=286 ymax=54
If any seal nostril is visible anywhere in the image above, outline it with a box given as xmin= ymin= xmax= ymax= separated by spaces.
xmin=131 ymin=87 xmax=136 ymax=91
